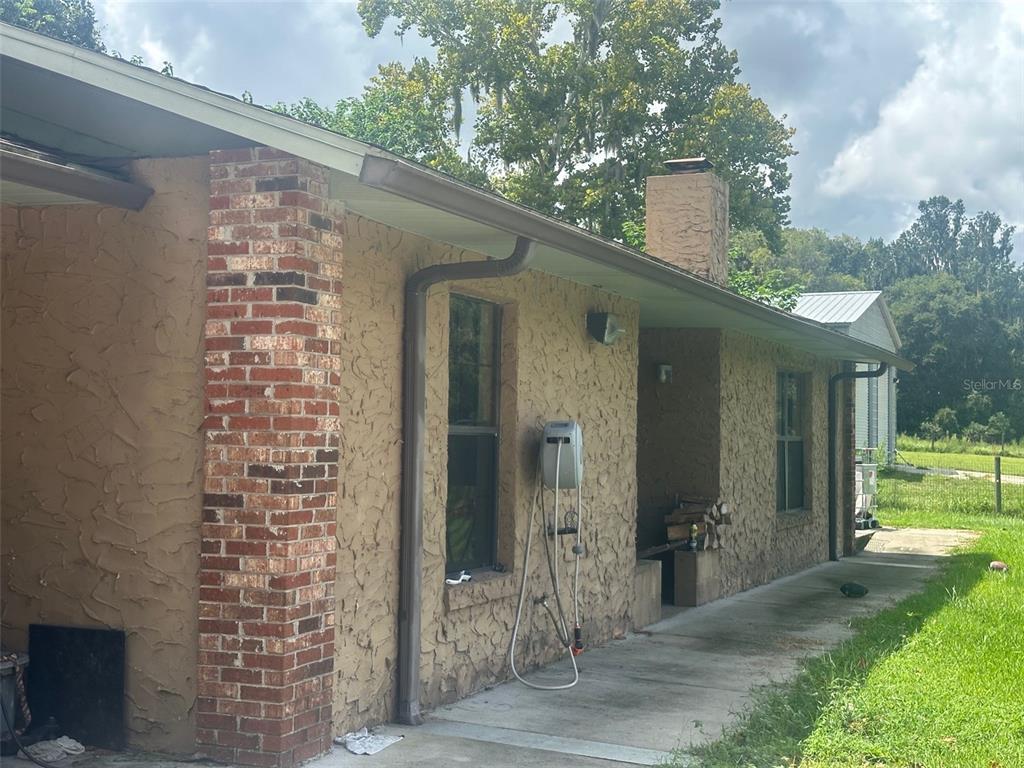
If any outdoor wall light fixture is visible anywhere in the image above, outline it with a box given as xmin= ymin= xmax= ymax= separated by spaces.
xmin=586 ymin=312 xmax=626 ymax=345
xmin=656 ymin=364 xmax=673 ymax=384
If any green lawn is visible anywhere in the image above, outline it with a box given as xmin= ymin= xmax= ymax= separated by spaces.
xmin=897 ymin=435 xmax=1024 ymax=459
xmin=682 ymin=477 xmax=1024 ymax=768
xmin=900 ymin=449 xmax=1024 ymax=477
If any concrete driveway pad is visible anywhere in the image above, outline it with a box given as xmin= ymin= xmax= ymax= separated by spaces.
xmin=318 ymin=527 xmax=976 ymax=767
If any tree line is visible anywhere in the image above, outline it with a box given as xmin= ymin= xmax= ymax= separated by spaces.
xmin=728 ymin=201 xmax=1024 ymax=445
xmin=5 ymin=0 xmax=1021 ymax=444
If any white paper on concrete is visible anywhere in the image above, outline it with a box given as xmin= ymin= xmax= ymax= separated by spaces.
xmin=334 ymin=727 xmax=403 ymax=755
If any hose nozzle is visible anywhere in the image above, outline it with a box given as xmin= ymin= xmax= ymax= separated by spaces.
xmin=571 ymin=625 xmax=584 ymax=656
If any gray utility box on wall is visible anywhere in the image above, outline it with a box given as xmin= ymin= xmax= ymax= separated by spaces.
xmin=674 ymin=549 xmax=722 ymax=606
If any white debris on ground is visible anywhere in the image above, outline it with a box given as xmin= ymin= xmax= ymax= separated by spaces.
xmin=333 ymin=727 xmax=403 ymax=755
xmin=19 ymin=735 xmax=86 ymax=762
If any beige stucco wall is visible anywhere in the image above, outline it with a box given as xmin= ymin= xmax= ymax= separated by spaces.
xmin=716 ymin=330 xmax=833 ymax=596
xmin=0 ymin=157 xmax=207 ymax=752
xmin=636 ymin=328 xmax=836 ymax=599
xmin=334 ymin=215 xmax=639 ymax=732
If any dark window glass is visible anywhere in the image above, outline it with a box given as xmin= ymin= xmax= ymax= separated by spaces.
xmin=445 ymin=295 xmax=500 ymax=571
xmin=777 ymin=372 xmax=807 ymax=512
xmin=446 ymin=433 xmax=497 ymax=572
xmin=786 ymin=440 xmax=804 ymax=511
xmin=448 ymin=296 xmax=497 ymax=426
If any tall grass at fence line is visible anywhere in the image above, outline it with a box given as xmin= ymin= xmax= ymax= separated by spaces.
xmin=878 ymin=468 xmax=1023 ymax=519
xmin=896 ymin=434 xmax=1024 ymax=458
xmin=897 ymin=450 xmax=1024 ymax=477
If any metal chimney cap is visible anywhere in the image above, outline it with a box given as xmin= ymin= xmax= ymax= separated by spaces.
xmin=663 ymin=157 xmax=714 ymax=174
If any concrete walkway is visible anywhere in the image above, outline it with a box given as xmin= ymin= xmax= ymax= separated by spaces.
xmin=313 ymin=527 xmax=976 ymax=768
xmin=14 ymin=528 xmax=973 ymax=768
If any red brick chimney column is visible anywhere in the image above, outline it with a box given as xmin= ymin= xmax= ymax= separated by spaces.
xmin=199 ymin=147 xmax=342 ymax=767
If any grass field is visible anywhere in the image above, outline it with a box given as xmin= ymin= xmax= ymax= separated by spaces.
xmin=897 ymin=434 xmax=1024 ymax=459
xmin=899 ymin=449 xmax=1024 ymax=477
xmin=684 ymin=476 xmax=1024 ymax=768
xmin=878 ymin=469 xmax=1023 ymax=517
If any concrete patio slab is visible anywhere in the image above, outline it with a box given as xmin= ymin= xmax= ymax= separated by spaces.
xmin=307 ymin=527 xmax=974 ymax=767
xmin=10 ymin=528 xmax=974 ymax=768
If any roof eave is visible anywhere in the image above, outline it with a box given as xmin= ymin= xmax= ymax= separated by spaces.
xmin=359 ymin=155 xmax=915 ymax=371
xmin=1 ymin=22 xmax=914 ymax=371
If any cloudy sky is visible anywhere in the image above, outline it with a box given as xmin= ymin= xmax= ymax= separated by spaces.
xmin=94 ymin=0 xmax=1023 ymax=255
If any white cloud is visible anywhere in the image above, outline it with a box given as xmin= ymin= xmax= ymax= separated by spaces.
xmin=95 ymin=1 xmax=209 ymax=80
xmin=820 ymin=1 xmax=1024 ymax=231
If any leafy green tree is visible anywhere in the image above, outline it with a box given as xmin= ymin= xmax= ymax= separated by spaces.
xmin=875 ymin=201 xmax=1022 ymax=441
xmin=1 ymin=0 xmax=179 ymax=77
xmin=963 ymin=392 xmax=993 ymax=425
xmin=356 ymin=0 xmax=795 ymax=247
xmin=1 ymin=0 xmax=104 ymax=50
xmin=919 ymin=418 xmax=944 ymax=450
xmin=621 ymin=220 xmax=645 ymax=251
xmin=986 ymin=412 xmax=1011 ymax=452
xmin=725 ymin=233 xmax=803 ymax=309
xmin=932 ymin=407 xmax=960 ymax=440
xmin=888 ymin=273 xmax=1016 ymax=435
xmin=727 ymin=267 xmax=802 ymax=311
xmin=276 ymin=62 xmax=488 ymax=185
xmin=878 ymin=197 xmax=1022 ymax=312
xmin=725 ymin=227 xmax=876 ymax=295
xmin=962 ymin=421 xmax=987 ymax=444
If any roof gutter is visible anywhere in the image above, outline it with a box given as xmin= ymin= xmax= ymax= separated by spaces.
xmin=1 ymin=140 xmax=152 ymax=210
xmin=396 ymin=235 xmax=536 ymax=725
xmin=828 ymin=363 xmax=888 ymax=561
xmin=359 ymin=155 xmax=912 ymax=372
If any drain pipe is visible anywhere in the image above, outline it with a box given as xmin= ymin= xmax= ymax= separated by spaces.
xmin=828 ymin=362 xmax=888 ymax=561
xmin=397 ymin=236 xmax=536 ymax=725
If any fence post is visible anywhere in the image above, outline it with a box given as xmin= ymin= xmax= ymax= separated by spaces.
xmin=994 ymin=455 xmax=1002 ymax=516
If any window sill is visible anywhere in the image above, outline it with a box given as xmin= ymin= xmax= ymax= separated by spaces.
xmin=444 ymin=569 xmax=518 ymax=613
xmin=777 ymin=508 xmax=813 ymax=529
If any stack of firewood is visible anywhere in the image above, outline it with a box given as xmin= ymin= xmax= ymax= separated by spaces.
xmin=664 ymin=498 xmax=732 ymax=551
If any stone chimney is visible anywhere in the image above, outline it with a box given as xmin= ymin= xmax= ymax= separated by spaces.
xmin=644 ymin=158 xmax=730 ymax=286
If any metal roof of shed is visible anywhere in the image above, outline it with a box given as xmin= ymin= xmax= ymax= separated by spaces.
xmin=793 ymin=291 xmax=883 ymax=325
xmin=0 ymin=23 xmax=913 ymax=370
xmin=794 ymin=291 xmax=901 ymax=351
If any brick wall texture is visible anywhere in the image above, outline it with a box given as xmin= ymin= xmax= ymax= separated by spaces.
xmin=199 ymin=148 xmax=342 ymax=767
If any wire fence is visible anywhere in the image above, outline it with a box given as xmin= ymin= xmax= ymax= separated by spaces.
xmin=874 ymin=449 xmax=1024 ymax=521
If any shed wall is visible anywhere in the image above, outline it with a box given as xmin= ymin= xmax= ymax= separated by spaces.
xmin=847 ymin=304 xmax=897 ymax=353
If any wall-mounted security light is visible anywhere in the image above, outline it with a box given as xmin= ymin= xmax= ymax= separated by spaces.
xmin=586 ymin=312 xmax=626 ymax=346
xmin=656 ymin=364 xmax=673 ymax=384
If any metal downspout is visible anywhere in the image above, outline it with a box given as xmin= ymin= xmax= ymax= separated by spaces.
xmin=828 ymin=362 xmax=888 ymax=561
xmin=397 ymin=236 xmax=536 ymax=725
